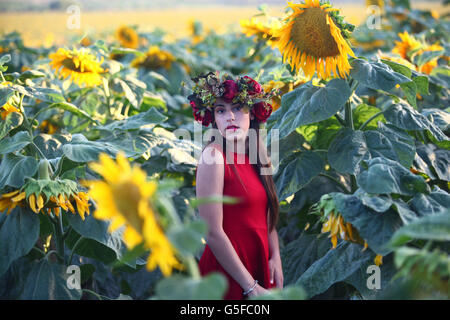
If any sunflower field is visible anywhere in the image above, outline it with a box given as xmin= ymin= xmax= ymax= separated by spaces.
xmin=0 ymin=0 xmax=449 ymax=300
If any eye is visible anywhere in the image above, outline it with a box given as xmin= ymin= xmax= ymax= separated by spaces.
xmin=216 ymin=109 xmax=224 ymax=114
xmin=233 ymin=106 xmax=242 ymax=111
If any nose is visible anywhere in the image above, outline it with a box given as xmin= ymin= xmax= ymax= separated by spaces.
xmin=226 ymin=109 xmax=236 ymax=121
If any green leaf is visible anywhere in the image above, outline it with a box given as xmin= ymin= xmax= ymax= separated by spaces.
xmin=0 ymin=206 xmax=40 ymax=277
xmin=350 ymin=59 xmax=411 ymax=91
xmin=389 ymin=211 xmax=450 ymax=247
xmin=296 ymin=242 xmax=372 ymax=298
xmin=0 ymin=111 xmax=22 ymax=141
xmin=413 ymin=76 xmax=429 ymax=96
xmin=20 ymin=259 xmax=82 ymax=300
xmin=167 ymin=219 xmax=207 ymax=256
xmin=377 ymin=122 xmax=415 ymax=168
xmin=0 ymin=154 xmax=38 ymax=189
xmin=66 ymin=212 xmax=129 ymax=265
xmin=0 ymin=86 xmax=15 ymax=106
xmin=273 ymin=79 xmax=351 ymax=140
xmin=0 ymin=131 xmax=32 ymax=154
xmin=328 ymin=129 xmax=366 ymax=174
xmin=274 ymin=151 xmax=325 ymax=200
xmin=380 ymin=59 xmax=412 ymax=78
xmin=281 ymin=234 xmax=332 ymax=286
xmin=18 ymin=70 xmax=46 ymax=81
xmin=384 ymin=102 xmax=448 ymax=142
xmin=333 ymin=192 xmax=403 ymax=255
xmin=399 ymin=80 xmax=418 ymax=109
xmin=421 ymin=109 xmax=450 ymax=132
xmin=43 ymin=102 xmax=98 ymax=124
xmin=353 ymin=103 xmax=385 ymax=130
xmin=155 ymin=273 xmax=227 ymax=299
xmin=96 ymin=108 xmax=168 ymax=132
xmin=415 ymin=143 xmax=450 ymax=181
xmin=0 ymin=54 xmax=11 ymax=66
xmin=11 ymin=85 xmax=65 ymax=104
xmin=412 ymin=50 xmax=444 ymax=67
xmin=410 ymin=187 xmax=450 ymax=217
xmin=357 ymin=157 xmax=429 ymax=196
xmin=251 ymin=285 xmax=307 ymax=300
xmin=62 ymin=133 xmax=119 ymax=162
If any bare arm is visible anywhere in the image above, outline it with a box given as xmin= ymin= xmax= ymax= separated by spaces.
xmin=268 ymin=212 xmax=284 ymax=288
xmin=196 ymin=145 xmax=255 ymax=291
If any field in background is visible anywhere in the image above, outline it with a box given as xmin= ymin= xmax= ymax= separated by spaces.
xmin=0 ymin=2 xmax=448 ymax=47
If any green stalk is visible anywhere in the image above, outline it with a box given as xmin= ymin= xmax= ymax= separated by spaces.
xmin=345 ymin=100 xmax=354 ymax=130
xmin=50 ymin=209 xmax=66 ymax=264
xmin=359 ymin=110 xmax=384 ymax=131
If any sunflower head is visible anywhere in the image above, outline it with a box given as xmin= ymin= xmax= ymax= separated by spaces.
xmin=131 ymin=46 xmax=175 ymax=71
xmin=49 ymin=47 xmax=105 ymax=87
xmin=392 ymin=31 xmax=422 ymax=60
xmin=240 ymin=18 xmax=281 ymax=47
xmin=274 ymin=0 xmax=356 ymax=80
xmin=115 ymin=25 xmax=139 ymax=49
xmin=87 ymin=152 xmax=183 ymax=276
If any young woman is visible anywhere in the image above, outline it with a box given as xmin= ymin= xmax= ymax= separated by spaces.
xmin=189 ymin=72 xmax=283 ymax=299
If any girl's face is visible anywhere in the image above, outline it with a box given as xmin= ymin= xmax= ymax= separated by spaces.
xmin=213 ymin=98 xmax=254 ymax=143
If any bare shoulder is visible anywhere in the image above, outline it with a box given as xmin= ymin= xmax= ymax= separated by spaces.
xmin=198 ymin=143 xmax=224 ymax=167
xmin=196 ymin=144 xmax=225 ymax=195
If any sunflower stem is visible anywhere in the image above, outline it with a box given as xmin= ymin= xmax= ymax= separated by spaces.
xmin=359 ymin=110 xmax=385 ymax=131
xmin=334 ymin=113 xmax=346 ymax=127
xmin=344 ymin=100 xmax=354 ymax=130
xmin=51 ymin=209 xmax=66 ymax=265
xmin=68 ymin=236 xmax=84 ymax=265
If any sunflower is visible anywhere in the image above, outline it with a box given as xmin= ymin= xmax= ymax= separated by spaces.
xmin=262 ymin=79 xmax=305 ymax=111
xmin=1 ymin=102 xmax=20 ymax=120
xmin=0 ymin=81 xmax=19 ymax=120
xmin=0 ymin=188 xmax=90 ymax=220
xmin=321 ymin=211 xmax=383 ymax=266
xmin=188 ymin=19 xmax=205 ymax=45
xmin=49 ymin=47 xmax=105 ymax=87
xmin=80 ymin=36 xmax=92 ymax=47
xmin=392 ymin=31 xmax=422 ymax=60
xmin=392 ymin=32 xmax=445 ymax=74
xmin=418 ymin=43 xmax=445 ymax=75
xmin=365 ymin=0 xmax=384 ymax=10
xmin=131 ymin=46 xmax=175 ymax=71
xmin=274 ymin=0 xmax=356 ymax=79
xmin=39 ymin=119 xmax=58 ymax=134
xmin=87 ymin=152 xmax=184 ymax=276
xmin=115 ymin=25 xmax=139 ymax=49
xmin=240 ymin=18 xmax=281 ymax=47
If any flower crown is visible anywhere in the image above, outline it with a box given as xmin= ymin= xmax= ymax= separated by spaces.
xmin=187 ymin=71 xmax=277 ymax=127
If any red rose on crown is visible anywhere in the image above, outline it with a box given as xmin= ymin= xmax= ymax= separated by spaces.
xmin=191 ymin=100 xmax=213 ymax=126
xmin=222 ymin=80 xmax=239 ymax=102
xmin=244 ymin=76 xmax=262 ymax=95
xmin=251 ymin=102 xmax=273 ymax=123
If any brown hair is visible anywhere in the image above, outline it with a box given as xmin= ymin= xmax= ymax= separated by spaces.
xmin=201 ymin=113 xmax=279 ymax=233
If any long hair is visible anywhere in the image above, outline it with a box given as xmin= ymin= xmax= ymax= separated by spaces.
xmin=202 ymin=113 xmax=279 ymax=233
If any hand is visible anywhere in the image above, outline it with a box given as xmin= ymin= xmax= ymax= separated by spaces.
xmin=246 ymin=283 xmax=270 ymax=298
xmin=268 ymin=255 xmax=284 ymax=289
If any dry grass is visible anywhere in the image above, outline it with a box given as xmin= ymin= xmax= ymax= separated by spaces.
xmin=0 ymin=3 xmax=447 ymax=47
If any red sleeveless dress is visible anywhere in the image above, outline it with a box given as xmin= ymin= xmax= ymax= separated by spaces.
xmin=197 ymin=148 xmax=276 ymax=300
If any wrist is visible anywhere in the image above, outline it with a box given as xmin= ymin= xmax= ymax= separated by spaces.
xmin=242 ymin=279 xmax=258 ymax=296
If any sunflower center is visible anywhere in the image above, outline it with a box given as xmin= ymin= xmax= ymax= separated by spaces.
xmin=112 ymin=181 xmax=144 ymax=232
xmin=290 ymin=7 xmax=340 ymax=58
xmin=121 ymin=30 xmax=133 ymax=43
